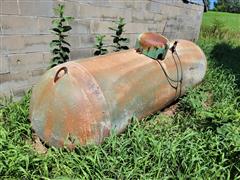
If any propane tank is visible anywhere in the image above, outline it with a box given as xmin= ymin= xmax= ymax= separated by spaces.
xmin=30 ymin=33 xmax=207 ymax=148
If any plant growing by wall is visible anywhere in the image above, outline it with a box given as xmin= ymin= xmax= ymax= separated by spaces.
xmin=109 ymin=17 xmax=129 ymax=52
xmin=94 ymin=35 xmax=108 ymax=56
xmin=49 ymin=4 xmax=74 ymax=68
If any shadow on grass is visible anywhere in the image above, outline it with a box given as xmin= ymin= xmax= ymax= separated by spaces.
xmin=210 ymin=42 xmax=240 ymax=86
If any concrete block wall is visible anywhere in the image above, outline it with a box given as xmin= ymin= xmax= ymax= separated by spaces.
xmin=0 ymin=0 xmax=204 ymax=98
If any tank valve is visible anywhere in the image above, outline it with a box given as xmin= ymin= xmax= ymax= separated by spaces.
xmin=170 ymin=41 xmax=178 ymax=53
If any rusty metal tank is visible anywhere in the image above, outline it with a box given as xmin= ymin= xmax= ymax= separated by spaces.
xmin=30 ymin=36 xmax=207 ymax=148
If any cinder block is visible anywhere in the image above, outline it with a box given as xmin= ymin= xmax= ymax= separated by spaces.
xmin=2 ymin=35 xmax=25 ymax=54
xmin=146 ymin=1 xmax=163 ymax=14
xmin=31 ymin=68 xmax=46 ymax=77
xmin=83 ymin=0 xmax=116 ymax=7
xmin=127 ymin=1 xmax=149 ymax=10
xmin=70 ymin=48 xmax=93 ymax=60
xmin=1 ymin=71 xmax=31 ymax=98
xmin=0 ymin=55 xmax=10 ymax=74
xmin=90 ymin=20 xmax=113 ymax=34
xmin=66 ymin=34 xmax=95 ymax=49
xmin=154 ymin=14 xmax=165 ymax=22
xmin=9 ymin=71 xmax=31 ymax=83
xmin=124 ymin=33 xmax=137 ymax=48
xmin=12 ymin=84 xmax=32 ymax=98
xmin=37 ymin=17 xmax=52 ymax=34
xmin=43 ymin=52 xmax=52 ymax=65
xmin=71 ymin=20 xmax=91 ymax=34
xmin=8 ymin=52 xmax=45 ymax=73
xmin=79 ymin=35 xmax=95 ymax=48
xmin=18 ymin=0 xmax=54 ymax=17
xmin=1 ymin=15 xmax=39 ymax=35
xmin=0 ymin=0 xmax=19 ymax=15
xmin=94 ymin=0 xmax=147 ymax=10
xmin=3 ymin=35 xmax=52 ymax=54
xmin=148 ymin=23 xmax=166 ymax=34
xmin=0 ymin=73 xmax=10 ymax=84
xmin=29 ymin=68 xmax=46 ymax=85
xmin=65 ymin=35 xmax=81 ymax=49
xmin=0 ymin=75 xmax=12 ymax=97
xmin=63 ymin=1 xmax=80 ymax=17
xmin=23 ymin=35 xmax=53 ymax=53
xmin=132 ymin=10 xmax=155 ymax=23
xmin=78 ymin=4 xmax=131 ymax=21
xmin=125 ymin=23 xmax=149 ymax=33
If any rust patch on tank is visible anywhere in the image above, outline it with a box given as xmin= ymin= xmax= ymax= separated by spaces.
xmin=30 ymin=37 xmax=207 ymax=148
xmin=44 ymin=108 xmax=54 ymax=141
xmin=139 ymin=32 xmax=168 ymax=49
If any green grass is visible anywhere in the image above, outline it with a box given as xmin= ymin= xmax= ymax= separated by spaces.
xmin=203 ymin=11 xmax=240 ymax=33
xmin=0 ymin=12 xmax=240 ymax=179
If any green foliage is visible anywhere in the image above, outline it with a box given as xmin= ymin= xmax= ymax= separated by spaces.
xmin=200 ymin=12 xmax=240 ymax=43
xmin=49 ymin=4 xmax=74 ymax=68
xmin=200 ymin=18 xmax=228 ymax=39
xmin=94 ymin=35 xmax=108 ymax=56
xmin=202 ymin=11 xmax=240 ymax=33
xmin=109 ymin=17 xmax=129 ymax=52
xmin=214 ymin=0 xmax=240 ymax=13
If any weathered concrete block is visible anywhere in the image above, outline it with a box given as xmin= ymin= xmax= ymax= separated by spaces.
xmin=37 ymin=17 xmax=52 ymax=34
xmin=71 ymin=20 xmax=91 ymax=34
xmin=31 ymin=68 xmax=46 ymax=77
xmin=65 ymin=36 xmax=81 ymax=49
xmin=2 ymin=36 xmax=25 ymax=54
xmin=124 ymin=33 xmax=137 ymax=48
xmin=1 ymin=15 xmax=39 ymax=34
xmin=79 ymin=35 xmax=95 ymax=48
xmin=0 ymin=75 xmax=12 ymax=97
xmin=63 ymin=1 xmax=80 ymax=17
xmin=125 ymin=1 xmax=149 ymax=10
xmin=0 ymin=55 xmax=10 ymax=74
xmin=125 ymin=23 xmax=149 ymax=33
xmin=132 ymin=10 xmax=155 ymax=23
xmin=78 ymin=4 xmax=131 ymax=21
xmin=90 ymin=20 xmax=113 ymax=34
xmin=23 ymin=35 xmax=53 ymax=53
xmin=70 ymin=48 xmax=93 ymax=60
xmin=154 ymin=14 xmax=165 ymax=22
xmin=8 ymin=52 xmax=45 ymax=73
xmin=0 ymin=72 xmax=10 ymax=85
xmin=18 ymin=0 xmax=54 ymax=17
xmin=2 ymin=35 xmax=51 ymax=54
xmin=29 ymin=68 xmax=47 ymax=86
xmin=98 ymin=0 xmax=148 ymax=10
xmin=1 ymin=71 xmax=31 ymax=98
xmin=146 ymin=1 xmax=164 ymax=14
xmin=43 ymin=52 xmax=52 ymax=64
xmin=0 ymin=0 xmax=19 ymax=15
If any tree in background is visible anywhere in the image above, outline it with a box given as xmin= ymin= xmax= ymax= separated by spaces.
xmin=214 ymin=0 xmax=240 ymax=13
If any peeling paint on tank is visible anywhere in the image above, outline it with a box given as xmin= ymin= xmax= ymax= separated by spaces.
xmin=30 ymin=38 xmax=207 ymax=148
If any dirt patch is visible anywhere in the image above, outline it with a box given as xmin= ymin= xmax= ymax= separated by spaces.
xmin=203 ymin=92 xmax=213 ymax=108
xmin=162 ymin=103 xmax=178 ymax=116
xmin=32 ymin=133 xmax=47 ymax=154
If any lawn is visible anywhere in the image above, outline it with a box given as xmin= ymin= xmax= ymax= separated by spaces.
xmin=0 ymin=12 xmax=240 ymax=179
xmin=202 ymin=11 xmax=240 ymax=33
